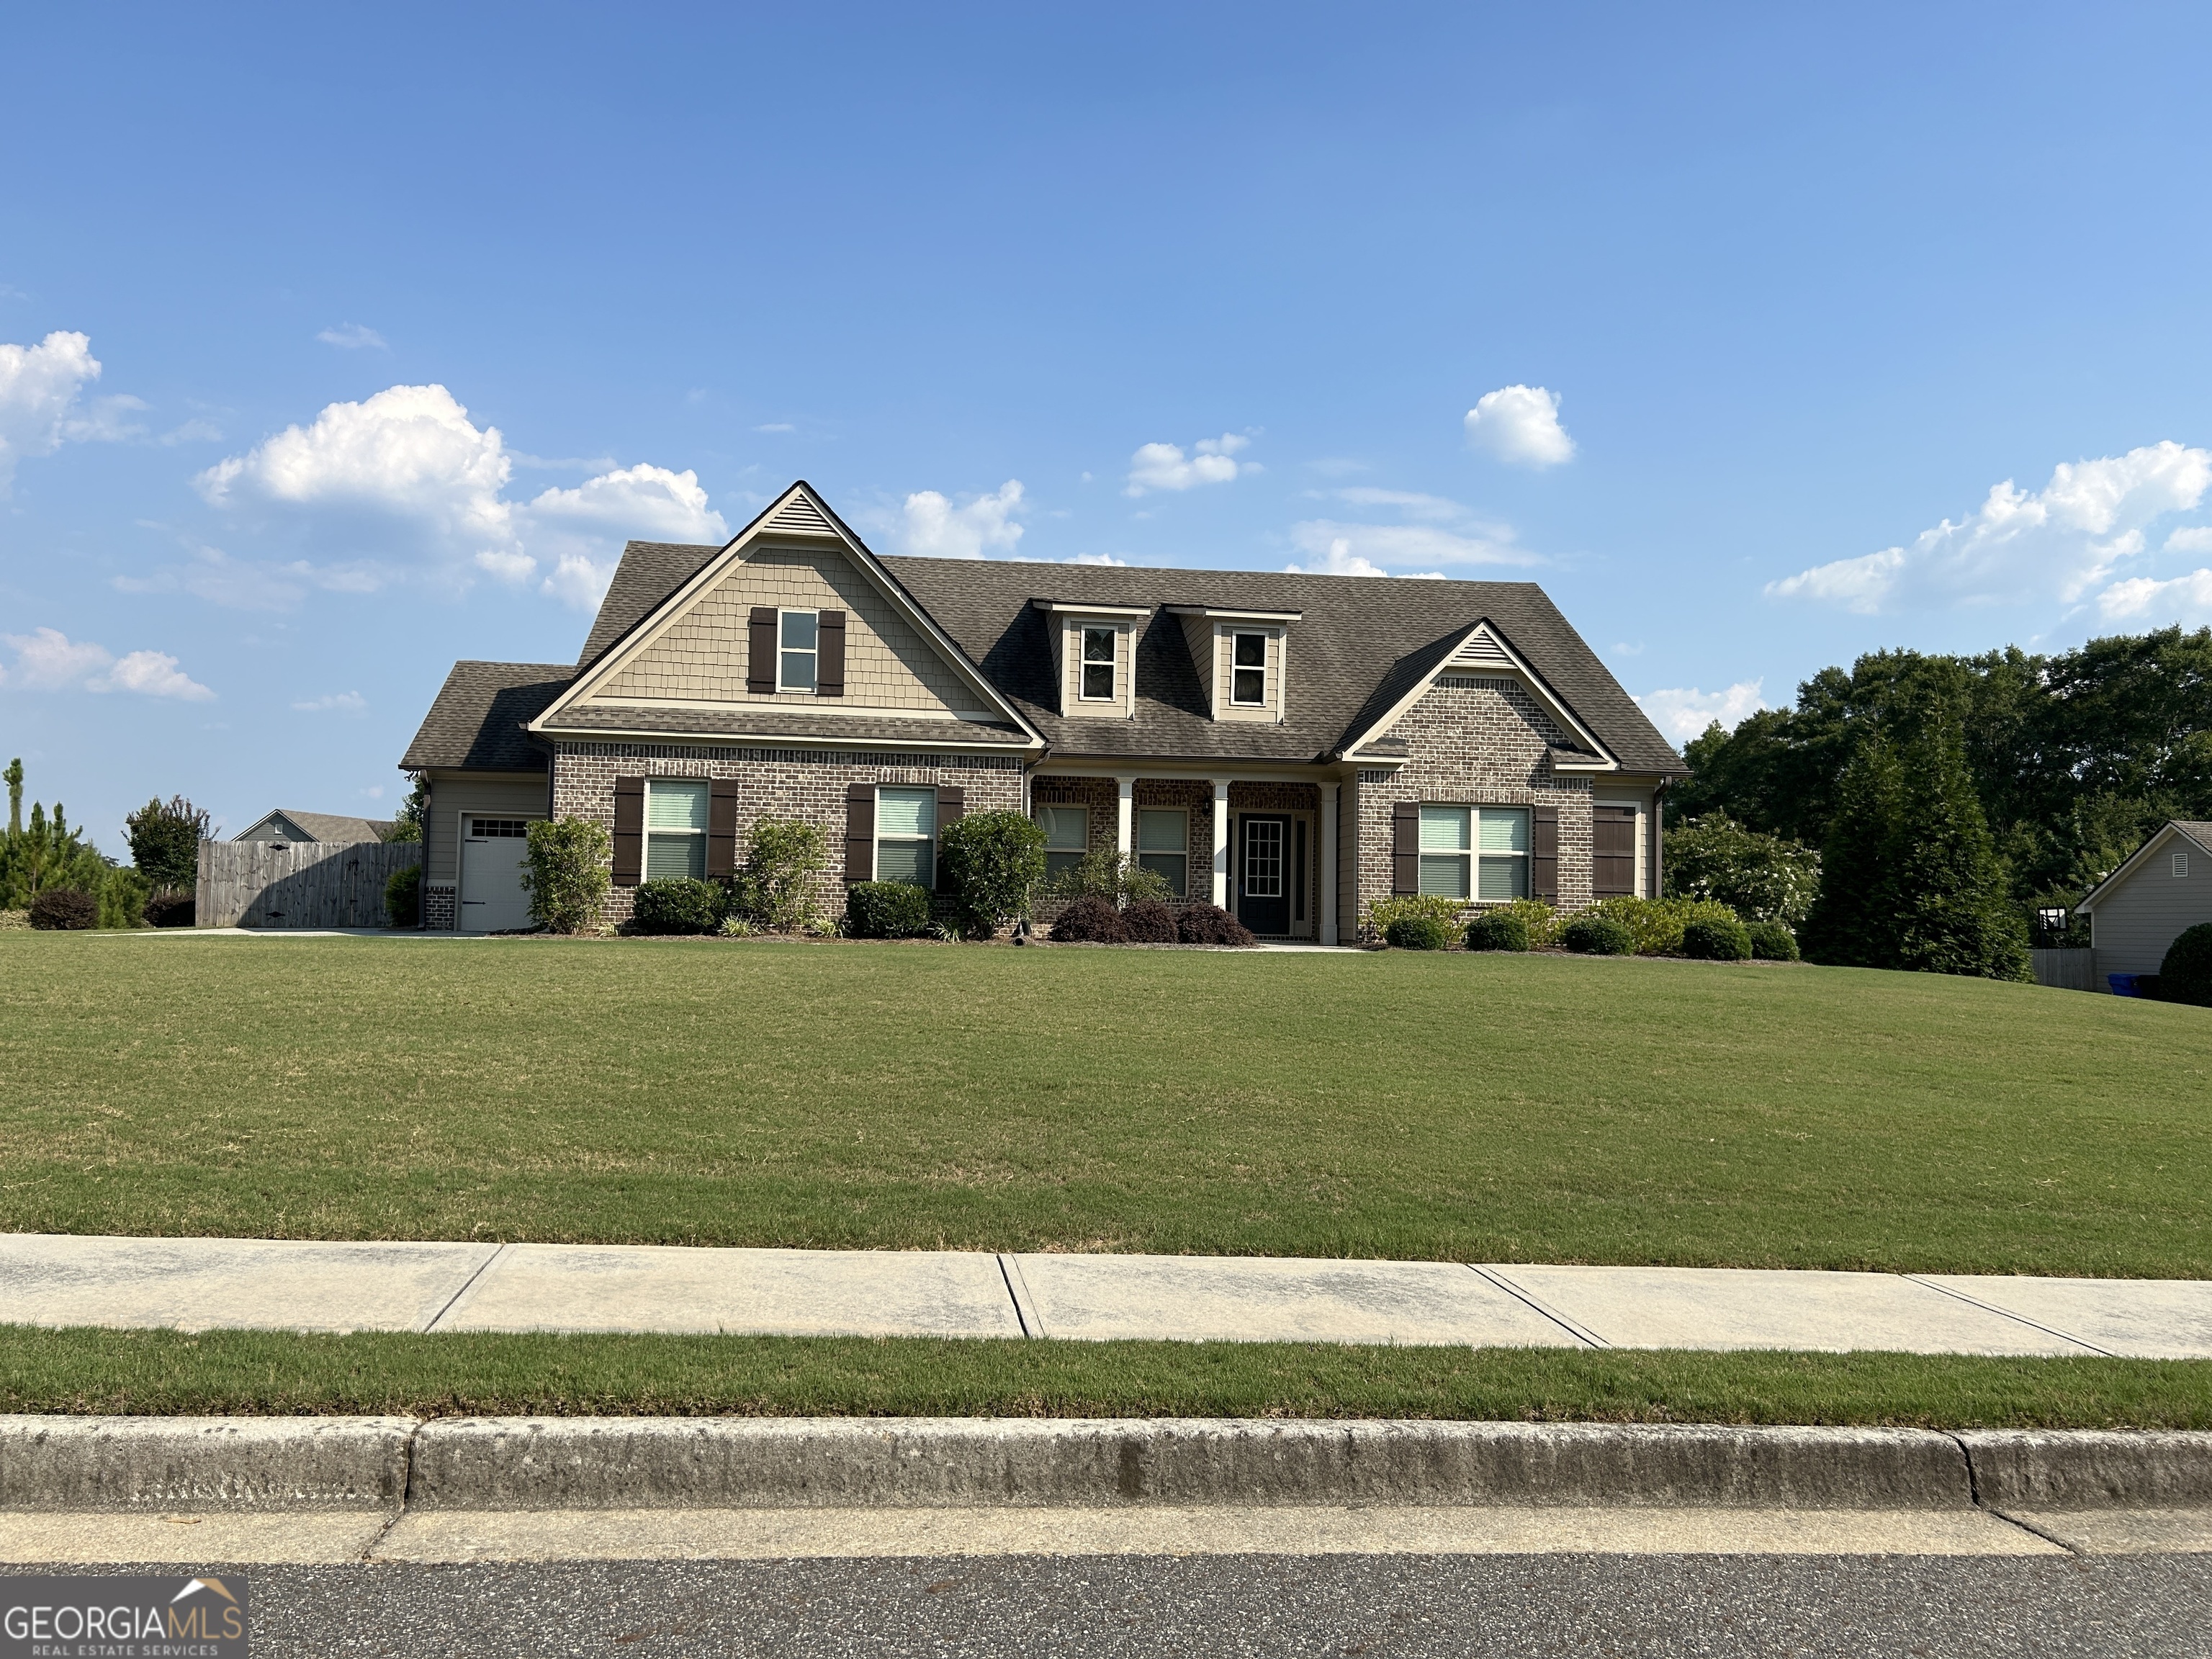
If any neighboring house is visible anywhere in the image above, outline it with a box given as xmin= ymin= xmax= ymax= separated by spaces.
xmin=2073 ymin=821 xmax=2212 ymax=984
xmin=399 ymin=482 xmax=1685 ymax=938
xmin=233 ymin=809 xmax=394 ymax=845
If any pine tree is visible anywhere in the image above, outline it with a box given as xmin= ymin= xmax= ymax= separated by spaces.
xmin=1889 ymin=719 xmax=2031 ymax=980
xmin=1800 ymin=735 xmax=1902 ymax=967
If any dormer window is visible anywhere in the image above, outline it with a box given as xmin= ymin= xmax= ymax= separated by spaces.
xmin=1231 ymin=632 xmax=1267 ymax=705
xmin=778 ymin=610 xmax=818 ymax=692
xmin=1081 ymin=626 xmax=1117 ymax=701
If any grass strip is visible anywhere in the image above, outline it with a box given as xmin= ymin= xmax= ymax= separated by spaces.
xmin=5 ymin=1326 xmax=2209 ymax=1429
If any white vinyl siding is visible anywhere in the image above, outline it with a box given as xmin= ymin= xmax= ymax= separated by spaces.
xmin=876 ymin=786 xmax=936 ymax=887
xmin=1419 ymin=804 xmax=1529 ymax=902
xmin=1038 ymin=805 xmax=1087 ymax=883
xmin=1137 ymin=808 xmax=1187 ymax=897
xmin=644 ymin=780 xmax=708 ymax=880
xmin=778 ymin=608 xmax=818 ymax=693
xmin=2090 ymin=830 xmax=2212 ymax=978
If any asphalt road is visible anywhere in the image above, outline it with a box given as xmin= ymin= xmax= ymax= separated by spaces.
xmin=81 ymin=1554 xmax=2211 ymax=1657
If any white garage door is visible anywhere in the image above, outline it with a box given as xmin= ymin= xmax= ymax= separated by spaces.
xmin=459 ymin=817 xmax=537 ymax=932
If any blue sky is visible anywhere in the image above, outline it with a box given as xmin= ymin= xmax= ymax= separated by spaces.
xmin=5 ymin=3 xmax=2211 ymax=850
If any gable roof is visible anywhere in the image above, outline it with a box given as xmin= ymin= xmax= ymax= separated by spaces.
xmin=400 ymin=660 xmax=573 ymax=772
xmin=233 ymin=809 xmax=393 ymax=842
xmin=2075 ymin=821 xmax=2212 ymax=912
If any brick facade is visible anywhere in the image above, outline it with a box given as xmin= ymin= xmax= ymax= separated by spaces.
xmin=422 ymin=884 xmax=456 ymax=930
xmin=551 ymin=740 xmax=1022 ymax=927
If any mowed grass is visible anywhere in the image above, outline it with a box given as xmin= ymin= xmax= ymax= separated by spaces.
xmin=7 ymin=1326 xmax=2210 ymax=1429
xmin=1 ymin=932 xmax=2208 ymax=1274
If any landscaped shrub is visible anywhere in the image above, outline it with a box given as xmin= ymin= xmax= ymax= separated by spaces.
xmin=1120 ymin=899 xmax=1179 ymax=943
xmin=1367 ymin=894 xmax=1463 ymax=942
xmin=740 ymin=819 xmax=827 ymax=933
xmin=28 ymin=887 xmax=98 ymax=930
xmin=1383 ymin=913 xmax=1454 ymax=950
xmin=1561 ymin=913 xmax=1635 ymax=956
xmin=2160 ymin=922 xmax=2212 ymax=1007
xmin=1495 ymin=898 xmax=1562 ymax=947
xmin=1051 ymin=848 xmax=1171 ymax=907
xmin=845 ymin=881 xmax=934 ymax=938
xmin=1588 ymin=894 xmax=1743 ymax=957
xmin=1663 ymin=813 xmax=1820 ymax=929
xmin=523 ymin=816 xmax=611 ymax=935
xmin=633 ymin=877 xmax=726 ymax=935
xmin=1464 ymin=909 xmax=1529 ymax=951
xmin=99 ymin=866 xmax=150 ymax=930
xmin=1177 ymin=903 xmax=1254 ymax=946
xmin=145 ymin=889 xmax=196 ymax=929
xmin=938 ymin=811 xmax=1047 ymax=937
xmin=1681 ymin=914 xmax=1753 ymax=961
xmin=1051 ymin=893 xmax=1130 ymax=943
xmin=1747 ymin=919 xmax=1799 ymax=961
xmin=383 ymin=866 xmax=420 ymax=929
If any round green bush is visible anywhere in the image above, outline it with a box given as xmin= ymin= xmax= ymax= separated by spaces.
xmin=1681 ymin=915 xmax=1753 ymax=961
xmin=385 ymin=865 xmax=421 ymax=929
xmin=845 ymin=881 xmax=934 ymax=938
xmin=1748 ymin=919 xmax=1799 ymax=961
xmin=1464 ymin=910 xmax=1529 ymax=952
xmin=27 ymin=887 xmax=98 ymax=930
xmin=2159 ymin=922 xmax=2212 ymax=1007
xmin=1383 ymin=914 xmax=1454 ymax=950
xmin=1561 ymin=914 xmax=1635 ymax=956
xmin=631 ymin=876 xmax=725 ymax=935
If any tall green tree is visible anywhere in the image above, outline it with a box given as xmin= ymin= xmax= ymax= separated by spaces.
xmin=1799 ymin=735 xmax=1902 ymax=968
xmin=0 ymin=759 xmax=117 ymax=912
xmin=1888 ymin=721 xmax=2031 ymax=980
xmin=125 ymin=795 xmax=212 ymax=890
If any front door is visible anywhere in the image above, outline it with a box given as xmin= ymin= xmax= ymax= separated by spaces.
xmin=1238 ymin=814 xmax=1291 ymax=935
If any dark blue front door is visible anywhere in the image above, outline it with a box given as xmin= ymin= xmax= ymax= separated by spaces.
xmin=1238 ymin=814 xmax=1290 ymax=935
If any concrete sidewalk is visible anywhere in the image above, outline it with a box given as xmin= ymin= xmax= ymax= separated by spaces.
xmin=4 ymin=1233 xmax=2210 ymax=1356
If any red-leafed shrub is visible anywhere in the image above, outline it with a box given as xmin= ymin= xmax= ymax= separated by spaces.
xmin=1049 ymin=894 xmax=1130 ymax=943
xmin=1177 ymin=903 xmax=1255 ymax=947
xmin=1120 ymin=899 xmax=1179 ymax=943
xmin=29 ymin=887 xmax=99 ymax=930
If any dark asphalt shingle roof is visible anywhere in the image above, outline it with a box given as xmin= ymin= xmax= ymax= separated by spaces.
xmin=547 ymin=705 xmax=1030 ymax=747
xmin=577 ymin=542 xmax=720 ymax=671
xmin=234 ymin=810 xmax=392 ymax=842
xmin=400 ymin=661 xmax=572 ymax=771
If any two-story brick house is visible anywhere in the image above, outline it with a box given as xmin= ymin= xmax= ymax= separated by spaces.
xmin=400 ymin=481 xmax=1684 ymax=938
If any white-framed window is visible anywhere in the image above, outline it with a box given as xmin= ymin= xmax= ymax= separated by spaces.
xmin=1080 ymin=626 xmax=1117 ymax=701
xmin=1038 ymin=804 xmax=1088 ymax=883
xmin=2177 ymin=851 xmax=2191 ymax=878
xmin=778 ymin=608 xmax=819 ymax=693
xmin=470 ymin=817 xmax=531 ymax=839
xmin=644 ymin=780 xmax=709 ymax=880
xmin=1231 ymin=631 xmax=1267 ymax=705
xmin=1419 ymin=805 xmax=1529 ymax=901
xmin=1137 ymin=808 xmax=1187 ymax=896
xmin=876 ymin=786 xmax=936 ymax=887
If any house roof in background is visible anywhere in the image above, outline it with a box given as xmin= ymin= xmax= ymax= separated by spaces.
xmin=400 ymin=661 xmax=572 ymax=772
xmin=232 ymin=809 xmax=392 ymax=842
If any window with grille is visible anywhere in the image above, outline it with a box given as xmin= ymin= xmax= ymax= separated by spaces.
xmin=469 ymin=818 xmax=531 ymax=837
xmin=1419 ymin=805 xmax=1529 ymax=901
xmin=1038 ymin=804 xmax=1087 ymax=882
xmin=778 ymin=609 xmax=819 ymax=693
xmin=1231 ymin=631 xmax=1267 ymax=705
xmin=876 ymin=786 xmax=936 ymax=887
xmin=1080 ymin=626 xmax=1116 ymax=701
xmin=644 ymin=781 xmax=708 ymax=880
xmin=1243 ymin=817 xmax=1283 ymax=896
xmin=1138 ymin=808 xmax=1187 ymax=896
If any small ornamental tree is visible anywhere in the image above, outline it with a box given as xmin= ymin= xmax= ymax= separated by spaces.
xmin=938 ymin=810 xmax=1047 ymax=936
xmin=125 ymin=795 xmax=212 ymax=891
xmin=741 ymin=819 xmax=828 ymax=932
xmin=522 ymin=816 xmax=611 ymax=934
xmin=1049 ymin=847 xmax=1170 ymax=907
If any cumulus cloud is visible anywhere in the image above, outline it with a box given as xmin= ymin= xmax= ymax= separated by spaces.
xmin=1768 ymin=442 xmax=2212 ymax=615
xmin=1463 ymin=385 xmax=1575 ymax=468
xmin=2166 ymin=526 xmax=2212 ymax=555
xmin=0 ymin=627 xmax=213 ymax=700
xmin=1124 ymin=433 xmax=1257 ymax=496
xmin=1635 ymin=680 xmax=1766 ymax=743
xmin=1068 ymin=552 xmax=1129 ymax=567
xmin=194 ymin=383 xmax=727 ymax=610
xmin=901 ymin=480 xmax=1026 ymax=559
xmin=316 ymin=323 xmax=387 ymax=351
xmin=1286 ymin=489 xmax=1539 ymax=577
xmin=292 ymin=691 xmax=367 ymax=713
xmin=2098 ymin=569 xmax=2212 ymax=626
xmin=0 ymin=331 xmax=141 ymax=489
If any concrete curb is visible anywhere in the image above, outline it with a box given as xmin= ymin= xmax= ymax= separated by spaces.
xmin=0 ymin=1415 xmax=414 ymax=1512
xmin=1955 ymin=1429 xmax=2212 ymax=1510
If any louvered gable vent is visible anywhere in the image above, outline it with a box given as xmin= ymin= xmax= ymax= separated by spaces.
xmin=1449 ymin=624 xmax=1514 ymax=669
xmin=762 ymin=493 xmax=837 ymax=536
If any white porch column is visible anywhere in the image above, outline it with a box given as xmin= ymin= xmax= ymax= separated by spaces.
xmin=1115 ymin=774 xmax=1136 ymax=860
xmin=1320 ymin=779 xmax=1340 ymax=945
xmin=1211 ymin=781 xmax=1231 ymax=907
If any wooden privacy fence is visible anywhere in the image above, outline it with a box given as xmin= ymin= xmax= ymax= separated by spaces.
xmin=197 ymin=839 xmax=421 ymax=929
xmin=2031 ymin=947 xmax=2097 ymax=992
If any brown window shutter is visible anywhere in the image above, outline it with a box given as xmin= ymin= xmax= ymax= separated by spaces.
xmin=707 ymin=778 xmax=739 ymax=876
xmin=1390 ymin=801 xmax=1419 ymax=896
xmin=935 ymin=785 xmax=964 ymax=829
xmin=747 ymin=606 xmax=778 ymax=694
xmin=1532 ymin=803 xmax=1560 ymax=901
xmin=612 ymin=776 xmax=645 ymax=887
xmin=1593 ymin=805 xmax=1636 ymax=896
xmin=817 ymin=610 xmax=846 ymax=696
xmin=845 ymin=782 xmax=876 ymax=884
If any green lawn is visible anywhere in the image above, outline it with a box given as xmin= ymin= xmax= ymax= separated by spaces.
xmin=1 ymin=932 xmax=2206 ymax=1276
xmin=7 ymin=1327 xmax=2209 ymax=1429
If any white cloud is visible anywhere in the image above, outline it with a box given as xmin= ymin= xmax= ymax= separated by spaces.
xmin=1635 ymin=680 xmax=1766 ymax=742
xmin=1323 ymin=487 xmax=1465 ymax=522
xmin=1463 ymin=385 xmax=1575 ymax=468
xmin=1124 ymin=433 xmax=1258 ymax=496
xmin=521 ymin=462 xmax=727 ymax=610
xmin=316 ymin=323 xmax=388 ymax=351
xmin=1069 ymin=552 xmax=1128 ymax=567
xmin=0 ymin=331 xmax=140 ymax=489
xmin=292 ymin=691 xmax=367 ymax=713
xmin=900 ymin=480 xmax=1026 ymax=559
xmin=1285 ymin=536 xmax=1445 ymax=580
xmin=2097 ymin=569 xmax=2212 ymax=626
xmin=754 ymin=422 xmax=796 ymax=433
xmin=1288 ymin=518 xmax=1537 ymax=574
xmin=0 ymin=627 xmax=212 ymax=700
xmin=1769 ymin=442 xmax=2212 ymax=614
xmin=2166 ymin=526 xmax=2212 ymax=554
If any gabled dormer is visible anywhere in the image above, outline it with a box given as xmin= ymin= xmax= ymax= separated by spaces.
xmin=1032 ymin=600 xmax=1150 ymax=719
xmin=1164 ymin=606 xmax=1302 ymax=724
